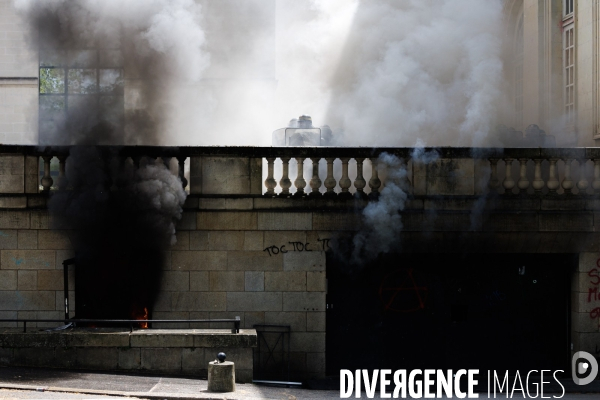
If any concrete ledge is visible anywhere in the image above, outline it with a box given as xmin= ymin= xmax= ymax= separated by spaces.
xmin=0 ymin=328 xmax=257 ymax=383
xmin=131 ymin=330 xmax=195 ymax=348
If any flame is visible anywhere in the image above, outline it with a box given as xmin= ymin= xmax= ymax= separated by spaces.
xmin=133 ymin=307 xmax=148 ymax=329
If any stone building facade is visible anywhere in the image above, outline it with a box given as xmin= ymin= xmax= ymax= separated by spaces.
xmin=504 ymin=0 xmax=600 ymax=146
xmin=2 ymin=0 xmax=600 ymax=384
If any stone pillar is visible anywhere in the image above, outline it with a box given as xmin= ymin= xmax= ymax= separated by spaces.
xmin=25 ymin=155 xmax=39 ymax=193
xmin=190 ymin=157 xmax=202 ymax=194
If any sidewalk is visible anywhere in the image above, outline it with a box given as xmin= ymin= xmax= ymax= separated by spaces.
xmin=0 ymin=366 xmax=340 ymax=400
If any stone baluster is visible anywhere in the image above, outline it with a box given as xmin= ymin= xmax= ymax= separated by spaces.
xmin=323 ymin=158 xmax=337 ymax=198
xmin=338 ymin=157 xmax=352 ymax=199
xmin=517 ymin=158 xmax=529 ymax=194
xmin=488 ymin=158 xmax=500 ymax=192
xmin=502 ymin=158 xmax=515 ymax=194
xmin=561 ymin=159 xmax=574 ymax=194
xmin=279 ymin=157 xmax=292 ymax=197
xmin=264 ymin=157 xmax=276 ymax=196
xmin=177 ymin=156 xmax=188 ymax=190
xmin=57 ymin=155 xmax=68 ymax=191
xmin=354 ymin=157 xmax=367 ymax=199
xmin=293 ymin=157 xmax=306 ymax=198
xmin=593 ymin=160 xmax=600 ymax=193
xmin=41 ymin=155 xmax=53 ymax=192
xmin=532 ymin=159 xmax=545 ymax=193
xmin=308 ymin=157 xmax=322 ymax=198
xmin=577 ymin=159 xmax=590 ymax=195
xmin=547 ymin=158 xmax=560 ymax=195
xmin=368 ymin=158 xmax=381 ymax=200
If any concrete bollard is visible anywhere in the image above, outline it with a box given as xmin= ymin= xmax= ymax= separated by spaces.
xmin=208 ymin=352 xmax=235 ymax=393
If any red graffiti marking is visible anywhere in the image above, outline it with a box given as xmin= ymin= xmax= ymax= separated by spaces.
xmin=378 ymin=268 xmax=428 ymax=313
xmin=591 ymin=308 xmax=600 ymax=319
xmin=588 ymin=259 xmax=600 ymax=319
xmin=589 ymin=287 xmax=599 ymax=303
xmin=589 ymin=268 xmax=600 ymax=286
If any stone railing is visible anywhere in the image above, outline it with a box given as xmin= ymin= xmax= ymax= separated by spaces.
xmin=255 ymin=147 xmax=600 ymax=197
xmin=2 ymin=146 xmax=600 ymax=203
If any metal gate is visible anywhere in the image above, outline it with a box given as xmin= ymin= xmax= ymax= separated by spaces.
xmin=252 ymin=324 xmax=291 ymax=382
xmin=326 ymin=253 xmax=574 ymax=375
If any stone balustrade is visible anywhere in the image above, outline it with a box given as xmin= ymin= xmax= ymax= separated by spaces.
xmin=256 ymin=147 xmax=600 ymax=197
xmin=3 ymin=146 xmax=600 ymax=200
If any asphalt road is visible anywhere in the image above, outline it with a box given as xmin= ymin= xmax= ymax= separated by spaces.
xmin=2 ymin=388 xmax=600 ymax=399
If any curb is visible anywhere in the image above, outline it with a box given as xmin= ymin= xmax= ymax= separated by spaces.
xmin=0 ymin=383 xmax=229 ymax=400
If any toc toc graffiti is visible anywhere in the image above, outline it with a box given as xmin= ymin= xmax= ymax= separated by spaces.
xmin=263 ymin=238 xmax=331 ymax=256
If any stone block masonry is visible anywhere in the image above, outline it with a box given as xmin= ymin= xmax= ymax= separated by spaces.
xmin=6 ymin=147 xmax=600 ymax=382
xmin=571 ymin=253 xmax=600 ymax=361
xmin=159 ymin=210 xmax=330 ymax=380
xmin=0 ymin=328 xmax=257 ymax=382
xmin=0 ymin=205 xmax=596 ymax=382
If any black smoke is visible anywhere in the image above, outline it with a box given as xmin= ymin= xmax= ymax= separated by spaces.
xmin=16 ymin=1 xmax=194 ymax=320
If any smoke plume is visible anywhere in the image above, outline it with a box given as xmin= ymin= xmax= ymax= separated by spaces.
xmin=15 ymin=0 xmax=208 ymax=145
xmin=322 ymin=0 xmax=506 ymax=146
xmin=351 ymin=153 xmax=408 ymax=265
xmin=15 ymin=0 xmax=193 ymax=319
xmin=13 ymin=0 xmax=510 ymax=147
xmin=350 ymin=146 xmax=439 ymax=266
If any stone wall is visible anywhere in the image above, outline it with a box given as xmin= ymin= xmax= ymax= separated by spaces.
xmin=0 ymin=328 xmax=256 ymax=382
xmin=0 ymin=149 xmax=599 ymax=380
xmin=0 ymin=208 xmax=329 ymax=381
xmin=572 ymin=253 xmax=600 ymax=360
xmin=0 ymin=211 xmax=74 ymax=326
xmin=162 ymin=210 xmax=328 ymax=380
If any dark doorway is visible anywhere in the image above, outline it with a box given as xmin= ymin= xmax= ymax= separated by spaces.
xmin=326 ymin=253 xmax=574 ymax=375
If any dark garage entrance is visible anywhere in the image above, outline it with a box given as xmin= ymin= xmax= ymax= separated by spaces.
xmin=326 ymin=253 xmax=574 ymax=375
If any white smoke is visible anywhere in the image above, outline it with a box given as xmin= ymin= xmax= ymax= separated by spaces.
xmin=14 ymin=0 xmax=208 ymax=81
xmin=351 ymin=153 xmax=407 ymax=264
xmin=204 ymin=0 xmax=507 ymax=146
xmin=323 ymin=0 xmax=506 ymax=146
xmin=350 ymin=145 xmax=440 ymax=265
xmin=13 ymin=0 xmax=508 ymax=146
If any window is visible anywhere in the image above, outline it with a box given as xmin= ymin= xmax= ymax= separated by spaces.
xmin=564 ymin=0 xmax=574 ymax=16
xmin=39 ymin=49 xmax=124 ymax=137
xmin=564 ymin=25 xmax=575 ymax=125
xmin=514 ymin=14 xmax=524 ymax=129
